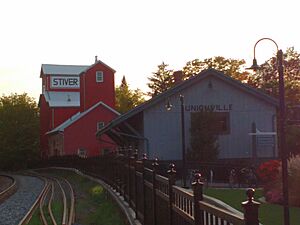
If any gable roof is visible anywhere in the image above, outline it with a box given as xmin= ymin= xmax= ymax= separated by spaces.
xmin=96 ymin=68 xmax=278 ymax=137
xmin=47 ymin=101 xmax=120 ymax=135
xmin=44 ymin=91 xmax=80 ymax=107
xmin=41 ymin=64 xmax=89 ymax=76
xmin=79 ymin=60 xmax=116 ymax=75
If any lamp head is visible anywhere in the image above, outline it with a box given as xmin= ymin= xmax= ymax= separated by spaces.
xmin=247 ymin=58 xmax=260 ymax=71
xmin=165 ymin=100 xmax=172 ymax=111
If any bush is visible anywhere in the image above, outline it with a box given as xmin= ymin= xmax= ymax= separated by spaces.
xmin=90 ymin=185 xmax=105 ymax=203
xmin=257 ymin=156 xmax=300 ymax=206
xmin=256 ymin=159 xmax=281 ymax=183
xmin=284 ymin=155 xmax=300 ymax=206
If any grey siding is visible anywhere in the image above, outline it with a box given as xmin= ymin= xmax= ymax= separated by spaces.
xmin=143 ymin=75 xmax=277 ymax=160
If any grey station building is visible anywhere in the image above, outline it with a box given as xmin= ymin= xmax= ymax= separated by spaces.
xmin=97 ymin=69 xmax=278 ymax=163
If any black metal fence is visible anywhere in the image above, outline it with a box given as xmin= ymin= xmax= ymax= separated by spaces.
xmin=36 ymin=153 xmax=260 ymax=225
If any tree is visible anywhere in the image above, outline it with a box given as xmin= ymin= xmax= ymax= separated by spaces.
xmin=183 ymin=56 xmax=250 ymax=82
xmin=115 ymin=76 xmax=145 ymax=114
xmin=187 ymin=112 xmax=219 ymax=162
xmin=147 ymin=62 xmax=174 ymax=97
xmin=148 ymin=57 xmax=250 ymax=98
xmin=248 ymin=47 xmax=300 ymax=107
xmin=0 ymin=93 xmax=39 ymax=170
xmin=247 ymin=47 xmax=300 ymax=157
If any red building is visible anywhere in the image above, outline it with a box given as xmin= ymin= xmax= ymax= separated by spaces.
xmin=39 ymin=58 xmax=119 ymax=158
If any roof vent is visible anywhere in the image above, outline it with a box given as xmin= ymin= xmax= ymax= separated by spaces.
xmin=95 ymin=55 xmax=98 ymax=63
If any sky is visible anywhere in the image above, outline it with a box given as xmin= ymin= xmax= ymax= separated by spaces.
xmin=1 ymin=0 xmax=300 ymax=101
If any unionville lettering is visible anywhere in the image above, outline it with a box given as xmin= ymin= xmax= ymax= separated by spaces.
xmin=185 ymin=104 xmax=233 ymax=112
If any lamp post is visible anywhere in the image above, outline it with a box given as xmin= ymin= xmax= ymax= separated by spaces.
xmin=166 ymin=94 xmax=187 ymax=188
xmin=247 ymin=38 xmax=290 ymax=225
xmin=180 ymin=95 xmax=187 ymax=188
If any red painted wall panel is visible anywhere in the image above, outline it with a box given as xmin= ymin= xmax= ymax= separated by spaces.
xmin=80 ymin=63 xmax=115 ymax=112
xmin=63 ymin=104 xmax=118 ymax=157
xmin=52 ymin=107 xmax=80 ymax=128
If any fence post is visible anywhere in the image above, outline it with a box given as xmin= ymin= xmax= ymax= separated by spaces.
xmin=192 ymin=173 xmax=204 ymax=225
xmin=142 ymin=153 xmax=147 ymax=225
xmin=112 ymin=156 xmax=117 ymax=191
xmin=152 ymin=158 xmax=159 ymax=225
xmin=167 ymin=163 xmax=176 ymax=225
xmin=127 ymin=147 xmax=132 ymax=207
xmin=242 ymin=188 xmax=260 ymax=225
xmin=134 ymin=150 xmax=138 ymax=219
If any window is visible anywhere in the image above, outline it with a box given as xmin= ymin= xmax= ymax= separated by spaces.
xmin=78 ymin=148 xmax=87 ymax=158
xmin=191 ymin=112 xmax=230 ymax=135
xmin=97 ymin=121 xmax=105 ymax=131
xmin=101 ymin=148 xmax=111 ymax=155
xmin=96 ymin=71 xmax=104 ymax=82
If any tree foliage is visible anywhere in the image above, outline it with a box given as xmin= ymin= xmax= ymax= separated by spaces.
xmin=187 ymin=112 xmax=219 ymax=162
xmin=148 ymin=57 xmax=250 ymax=97
xmin=183 ymin=56 xmax=250 ymax=81
xmin=147 ymin=62 xmax=174 ymax=97
xmin=0 ymin=93 xmax=39 ymax=170
xmin=248 ymin=47 xmax=300 ymax=107
xmin=247 ymin=47 xmax=300 ymax=156
xmin=115 ymin=76 xmax=145 ymax=114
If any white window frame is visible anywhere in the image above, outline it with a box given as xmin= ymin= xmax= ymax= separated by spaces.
xmin=97 ymin=121 xmax=105 ymax=131
xmin=96 ymin=71 xmax=104 ymax=83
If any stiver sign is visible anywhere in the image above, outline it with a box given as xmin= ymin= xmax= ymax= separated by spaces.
xmin=50 ymin=76 xmax=80 ymax=89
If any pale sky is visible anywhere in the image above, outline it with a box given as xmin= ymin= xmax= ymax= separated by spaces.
xmin=1 ymin=0 xmax=299 ymax=101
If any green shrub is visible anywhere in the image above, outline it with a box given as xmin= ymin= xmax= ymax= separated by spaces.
xmin=90 ymin=185 xmax=105 ymax=203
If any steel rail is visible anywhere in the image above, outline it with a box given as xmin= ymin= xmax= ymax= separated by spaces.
xmin=48 ymin=181 xmax=58 ymax=225
xmin=54 ymin=177 xmax=68 ymax=225
xmin=0 ymin=175 xmax=17 ymax=203
xmin=64 ymin=178 xmax=75 ymax=225
xmin=18 ymin=175 xmax=48 ymax=225
xmin=39 ymin=181 xmax=51 ymax=225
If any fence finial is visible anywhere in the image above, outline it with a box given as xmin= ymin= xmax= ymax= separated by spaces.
xmin=133 ymin=149 xmax=138 ymax=160
xmin=142 ymin=153 xmax=147 ymax=161
xmin=152 ymin=157 xmax=159 ymax=171
xmin=242 ymin=188 xmax=260 ymax=225
xmin=167 ymin=163 xmax=176 ymax=176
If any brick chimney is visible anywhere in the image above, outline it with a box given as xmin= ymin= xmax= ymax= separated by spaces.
xmin=174 ymin=70 xmax=183 ymax=84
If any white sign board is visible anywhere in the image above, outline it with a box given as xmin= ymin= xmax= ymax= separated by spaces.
xmin=50 ymin=76 xmax=80 ymax=89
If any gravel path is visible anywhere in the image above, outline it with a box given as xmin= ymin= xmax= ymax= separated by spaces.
xmin=0 ymin=175 xmax=14 ymax=193
xmin=0 ymin=175 xmax=44 ymax=225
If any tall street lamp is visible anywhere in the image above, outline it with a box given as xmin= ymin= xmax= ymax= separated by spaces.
xmin=166 ymin=94 xmax=187 ymax=188
xmin=247 ymin=38 xmax=290 ymax=225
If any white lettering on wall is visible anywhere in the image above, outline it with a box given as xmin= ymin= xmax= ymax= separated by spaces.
xmin=50 ymin=76 xmax=80 ymax=89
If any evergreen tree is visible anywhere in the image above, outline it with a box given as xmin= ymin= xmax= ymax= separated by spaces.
xmin=187 ymin=112 xmax=219 ymax=162
xmin=147 ymin=62 xmax=174 ymax=97
xmin=115 ymin=76 xmax=145 ymax=114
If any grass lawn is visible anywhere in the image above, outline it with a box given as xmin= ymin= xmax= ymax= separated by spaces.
xmin=203 ymin=187 xmax=300 ymax=225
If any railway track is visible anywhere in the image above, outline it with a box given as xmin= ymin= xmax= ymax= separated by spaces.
xmin=18 ymin=172 xmax=76 ymax=225
xmin=0 ymin=174 xmax=17 ymax=203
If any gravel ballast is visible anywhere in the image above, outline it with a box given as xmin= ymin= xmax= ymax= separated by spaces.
xmin=0 ymin=175 xmax=44 ymax=225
